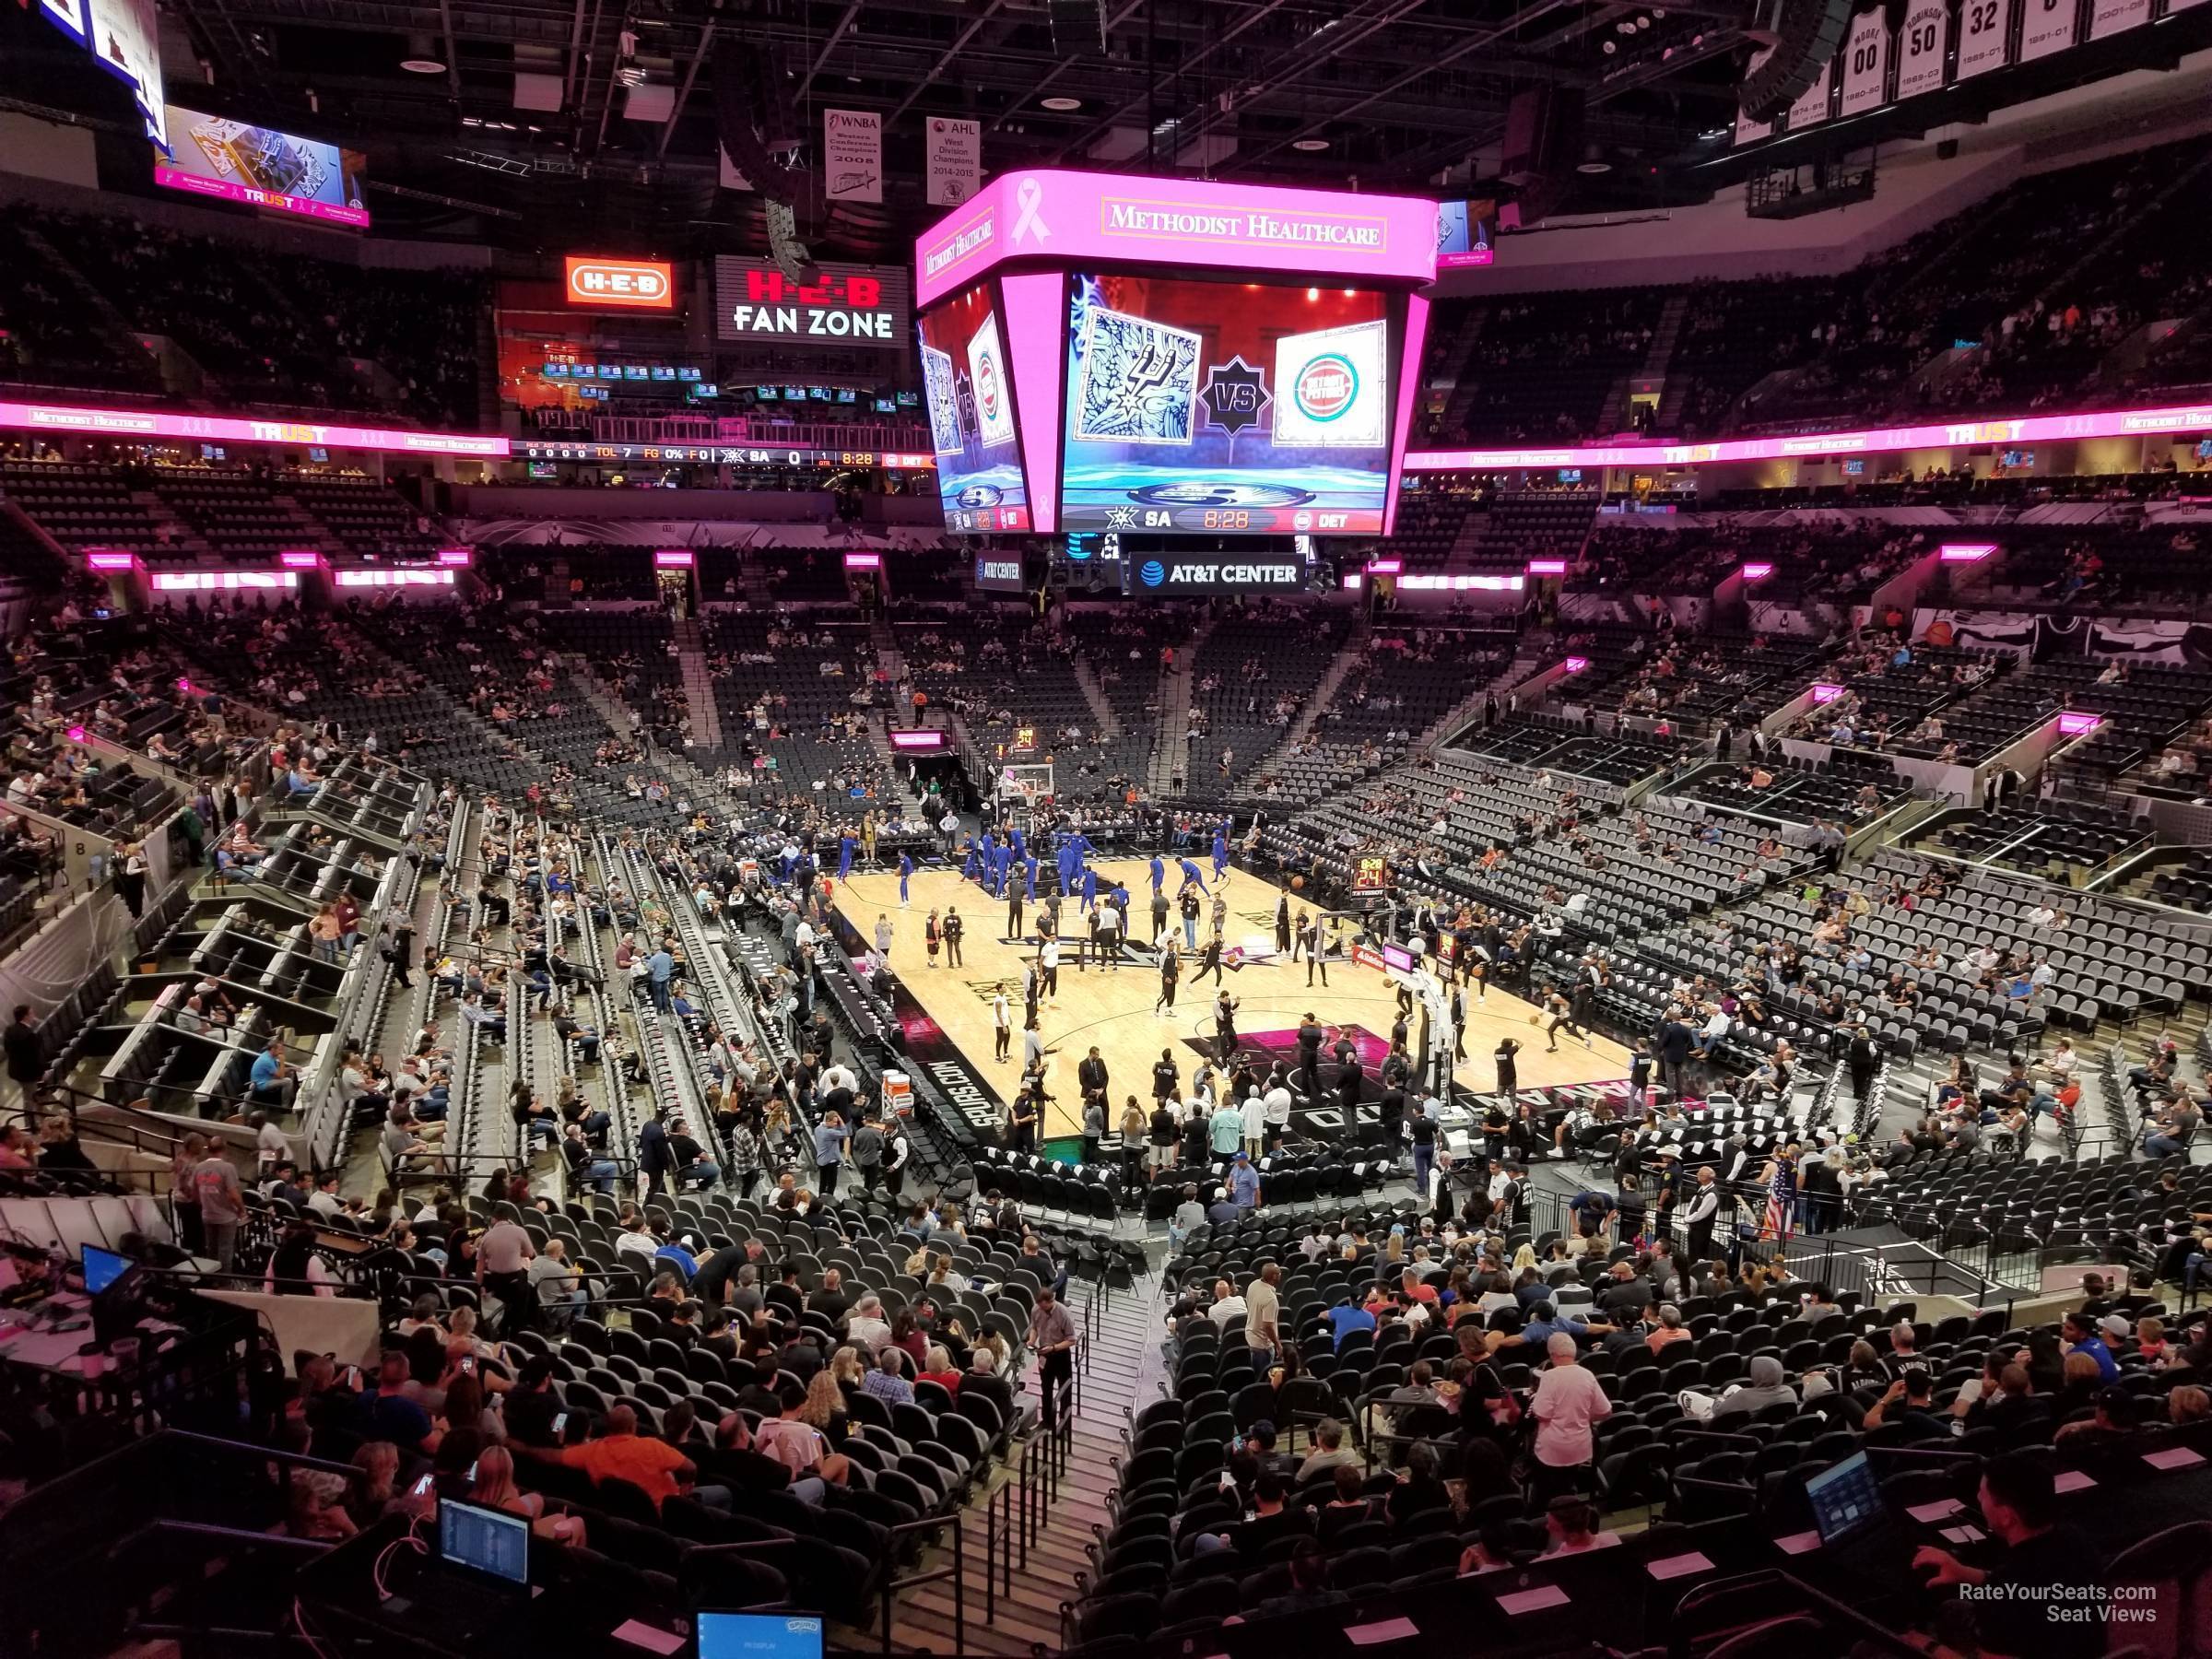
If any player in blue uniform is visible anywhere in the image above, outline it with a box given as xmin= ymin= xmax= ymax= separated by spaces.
xmin=838 ymin=833 xmax=855 ymax=881
xmin=1211 ymin=824 xmax=1230 ymax=881
xmin=1177 ymin=856 xmax=1209 ymax=895
xmin=898 ymin=853 xmax=913 ymax=908
xmin=1149 ymin=853 xmax=1166 ymax=896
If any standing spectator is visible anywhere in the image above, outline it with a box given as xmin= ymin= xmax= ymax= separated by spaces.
xmin=193 ymin=1143 xmax=245 ymax=1269
xmin=4 ymin=1005 xmax=42 ymax=1122
xmin=1027 ymin=1286 xmax=1078 ymax=1428
xmin=1528 ymin=1332 xmax=1611 ymax=1504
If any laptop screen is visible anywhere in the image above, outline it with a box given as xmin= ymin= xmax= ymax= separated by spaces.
xmin=438 ymin=1499 xmax=530 ymax=1584
xmin=1804 ymin=1450 xmax=1885 ymax=1545
xmin=80 ymin=1246 xmax=130 ymax=1294
xmin=696 ymin=1614 xmax=824 ymax=1659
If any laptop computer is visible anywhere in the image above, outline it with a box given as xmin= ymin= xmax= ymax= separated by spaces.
xmin=696 ymin=1612 xmax=824 ymax=1659
xmin=1805 ymin=1451 xmax=1885 ymax=1546
xmin=382 ymin=1499 xmax=533 ymax=1641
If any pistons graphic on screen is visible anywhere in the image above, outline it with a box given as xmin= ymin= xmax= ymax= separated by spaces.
xmin=1293 ymin=355 xmax=1358 ymax=423
xmin=966 ymin=312 xmax=1017 ymax=446
xmin=1272 ymin=320 xmax=1387 ymax=448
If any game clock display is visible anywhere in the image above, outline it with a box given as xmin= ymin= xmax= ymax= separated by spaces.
xmin=917 ymin=279 xmax=1031 ymax=535
xmin=1060 ymin=272 xmax=1394 ymax=535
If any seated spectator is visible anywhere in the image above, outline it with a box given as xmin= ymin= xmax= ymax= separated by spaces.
xmin=1253 ymin=1540 xmax=1347 ymax=1618
xmin=557 ymin=1404 xmax=724 ymax=1511
xmin=1538 ymin=1495 xmax=1621 ymax=1558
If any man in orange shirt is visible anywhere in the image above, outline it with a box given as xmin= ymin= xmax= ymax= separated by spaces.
xmin=559 ymin=1405 xmax=729 ymax=1510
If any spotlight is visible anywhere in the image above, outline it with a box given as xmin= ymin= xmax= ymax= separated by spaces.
xmin=1290 ymin=136 xmax=1329 ymax=151
xmin=1041 ymin=96 xmax=1082 ymax=111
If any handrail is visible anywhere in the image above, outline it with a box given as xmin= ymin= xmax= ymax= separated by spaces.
xmin=877 ymin=1509 xmax=964 ymax=1655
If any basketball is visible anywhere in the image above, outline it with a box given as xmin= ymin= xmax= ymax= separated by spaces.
xmin=1291 ymin=876 xmax=1304 ymax=890
xmin=1529 ymin=1013 xmax=1541 ymax=1025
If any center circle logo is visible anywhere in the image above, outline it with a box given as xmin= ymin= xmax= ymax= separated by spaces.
xmin=1139 ymin=560 xmax=1166 ymax=587
xmin=958 ymin=484 xmax=1004 ymax=509
xmin=1294 ymin=353 xmax=1359 ymax=422
xmin=1128 ymin=482 xmax=1315 ymax=509
xmin=976 ymin=354 xmax=1000 ymax=420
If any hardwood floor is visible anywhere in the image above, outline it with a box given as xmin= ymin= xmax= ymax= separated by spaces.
xmin=831 ymin=857 xmax=1631 ymax=1141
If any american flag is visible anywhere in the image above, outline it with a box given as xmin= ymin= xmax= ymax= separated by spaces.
xmin=1761 ymin=1156 xmax=1797 ymax=1243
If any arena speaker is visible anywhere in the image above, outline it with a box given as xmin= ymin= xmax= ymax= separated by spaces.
xmin=1049 ymin=0 xmax=1106 ymax=54
xmin=1500 ymin=85 xmax=1583 ymax=187
xmin=1737 ymin=0 xmax=1854 ymax=121
xmin=711 ymin=36 xmax=800 ymax=206
xmin=1499 ymin=86 xmax=1583 ymax=224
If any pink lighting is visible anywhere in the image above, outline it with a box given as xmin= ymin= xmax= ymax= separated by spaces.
xmin=1404 ymin=400 xmax=2212 ymax=474
xmin=1740 ymin=562 xmax=1774 ymax=581
xmin=436 ymin=547 xmax=473 ymax=567
xmin=175 ymin=678 xmax=194 ymax=695
xmin=65 ymin=726 xmax=85 ymax=744
xmin=335 ymin=569 xmax=455 ymax=588
xmin=153 ymin=161 xmax=371 ymax=227
xmin=1939 ymin=543 xmax=1997 ymax=563
xmin=888 ymin=730 xmax=947 ymax=750
xmin=1809 ymin=683 xmax=1844 ymax=705
xmin=85 ymin=549 xmax=137 ymax=571
xmin=652 ymin=549 xmax=695 ymax=569
xmin=278 ymin=549 xmax=323 ymax=570
xmin=1562 ymin=656 xmax=1589 ymax=674
xmin=1364 ymin=558 xmax=1403 ymax=576
xmin=151 ymin=571 xmax=298 ymax=591
xmin=1397 ymin=573 xmax=1523 ymax=592
xmin=2056 ymin=712 xmax=2102 ymax=736
xmin=1341 ymin=573 xmax=1364 ymax=590
xmin=1525 ymin=558 xmax=1568 ymax=576
xmin=0 ymin=397 xmax=509 ymax=459
xmin=841 ymin=552 xmax=883 ymax=571
xmin=914 ymin=171 xmax=1440 ymax=308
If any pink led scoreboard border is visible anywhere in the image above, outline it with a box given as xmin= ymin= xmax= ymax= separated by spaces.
xmin=915 ymin=171 xmax=1441 ymax=308
xmin=0 ymin=398 xmax=509 ymax=459
xmin=1404 ymin=405 xmax=2212 ymax=472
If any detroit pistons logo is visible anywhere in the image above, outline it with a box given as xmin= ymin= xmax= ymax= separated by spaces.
xmin=976 ymin=353 xmax=1003 ymax=424
xmin=1294 ymin=353 xmax=1358 ymax=422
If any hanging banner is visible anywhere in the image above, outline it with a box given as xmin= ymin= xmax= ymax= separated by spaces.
xmin=2018 ymin=0 xmax=2080 ymax=61
xmin=718 ymin=147 xmax=752 ymax=190
xmin=1735 ymin=46 xmax=1776 ymax=145
xmin=1955 ymin=0 xmax=2017 ymax=80
xmin=1839 ymin=12 xmax=1891 ymax=117
xmin=926 ymin=117 xmax=982 ymax=207
xmin=1896 ymin=0 xmax=1950 ymax=98
xmin=824 ymin=109 xmax=883 ymax=204
xmin=1784 ymin=59 xmax=1833 ymax=131
xmin=2088 ymin=0 xmax=2150 ymax=33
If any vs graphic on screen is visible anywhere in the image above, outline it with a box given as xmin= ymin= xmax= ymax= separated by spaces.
xmin=1061 ymin=272 xmax=1394 ymax=535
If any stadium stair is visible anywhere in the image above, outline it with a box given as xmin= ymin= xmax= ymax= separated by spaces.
xmin=1251 ymin=615 xmax=1372 ymax=778
xmin=1147 ymin=615 xmax=1211 ymax=796
xmin=890 ymin=1279 xmax=1159 ymax=1653
xmin=1070 ymin=653 xmax=1122 ymax=742
xmin=673 ymin=616 xmax=723 ymax=747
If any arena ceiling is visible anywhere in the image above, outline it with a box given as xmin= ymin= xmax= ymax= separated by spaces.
xmin=7 ymin=0 xmax=1765 ymax=249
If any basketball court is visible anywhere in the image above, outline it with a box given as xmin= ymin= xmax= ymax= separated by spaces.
xmin=829 ymin=855 xmax=1632 ymax=1141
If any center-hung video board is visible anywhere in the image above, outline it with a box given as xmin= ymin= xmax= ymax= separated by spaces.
xmin=912 ymin=171 xmax=1437 ymax=536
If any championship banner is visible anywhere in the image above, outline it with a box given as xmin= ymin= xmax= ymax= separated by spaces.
xmin=824 ymin=109 xmax=883 ymax=204
xmin=1352 ymin=855 xmax=1387 ymax=892
xmin=926 ymin=117 xmax=982 ymax=206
